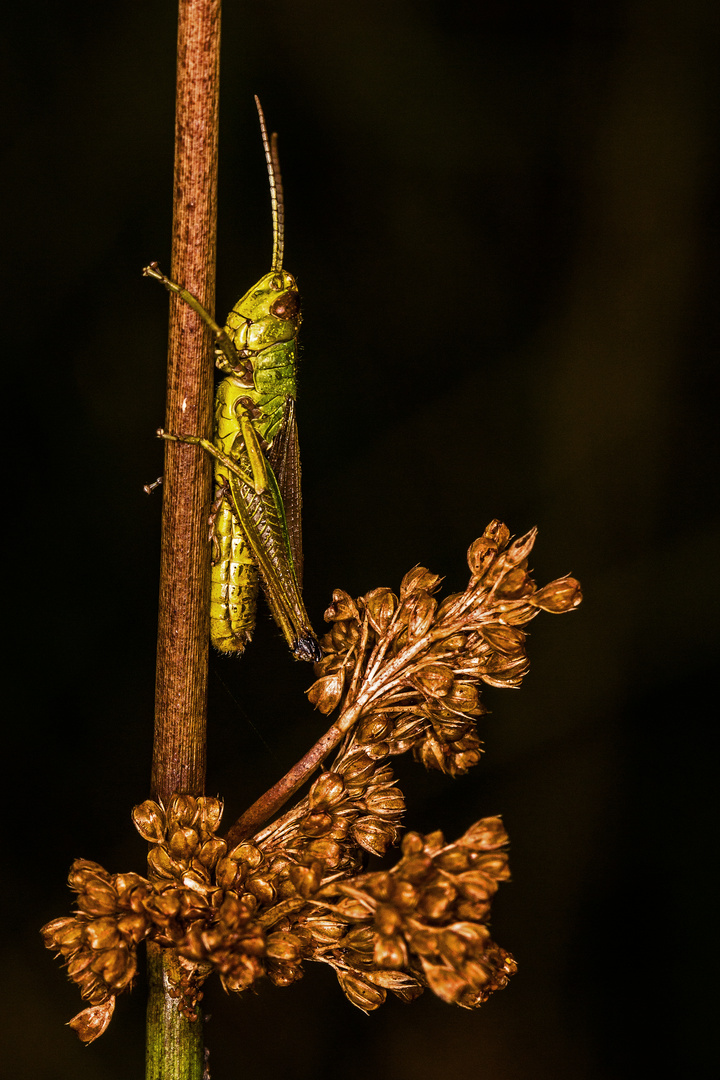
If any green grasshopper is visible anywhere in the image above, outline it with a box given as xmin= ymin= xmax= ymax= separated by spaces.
xmin=145 ymin=98 xmax=321 ymax=663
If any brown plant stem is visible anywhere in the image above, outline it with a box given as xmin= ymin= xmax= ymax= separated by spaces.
xmin=226 ymin=704 xmax=363 ymax=846
xmin=226 ymin=632 xmax=436 ymax=844
xmin=148 ymin=1 xmax=221 ymax=1077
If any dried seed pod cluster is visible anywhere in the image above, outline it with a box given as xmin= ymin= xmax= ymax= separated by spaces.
xmin=41 ymin=862 xmax=152 ymax=1041
xmin=43 ymin=523 xmax=581 ymax=1041
xmin=309 ymin=520 xmax=581 ymax=776
xmin=305 ymin=816 xmax=517 ymax=1011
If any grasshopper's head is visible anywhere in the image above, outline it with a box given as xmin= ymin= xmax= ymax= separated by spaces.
xmin=218 ymin=270 xmax=301 ymax=373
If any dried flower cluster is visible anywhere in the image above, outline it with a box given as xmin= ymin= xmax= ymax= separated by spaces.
xmin=308 ymin=518 xmax=581 ymax=777
xmin=43 ymin=523 xmax=580 ymax=1042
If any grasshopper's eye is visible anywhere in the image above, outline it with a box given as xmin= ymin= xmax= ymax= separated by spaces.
xmin=270 ymin=290 xmax=300 ymax=319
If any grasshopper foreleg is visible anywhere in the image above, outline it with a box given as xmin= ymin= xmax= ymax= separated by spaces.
xmin=143 ymin=262 xmax=240 ymax=373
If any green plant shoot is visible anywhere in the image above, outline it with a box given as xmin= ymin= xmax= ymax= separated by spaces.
xmin=145 ymin=98 xmax=320 ymax=663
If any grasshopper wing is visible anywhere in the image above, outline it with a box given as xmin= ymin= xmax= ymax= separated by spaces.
xmin=226 ymin=458 xmax=320 ymax=662
xmin=268 ymin=396 xmax=304 ymax=586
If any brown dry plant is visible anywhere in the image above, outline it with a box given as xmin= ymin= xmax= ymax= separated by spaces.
xmin=43 ymin=520 xmax=581 ymax=1041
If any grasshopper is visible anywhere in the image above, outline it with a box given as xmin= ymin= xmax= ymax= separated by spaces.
xmin=145 ymin=98 xmax=321 ymax=663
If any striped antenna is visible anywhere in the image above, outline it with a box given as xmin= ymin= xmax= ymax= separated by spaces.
xmin=254 ymin=95 xmax=285 ymax=272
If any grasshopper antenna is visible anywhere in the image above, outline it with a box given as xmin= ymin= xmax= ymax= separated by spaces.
xmin=254 ymin=95 xmax=285 ymax=272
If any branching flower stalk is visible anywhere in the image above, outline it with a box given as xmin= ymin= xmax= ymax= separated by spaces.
xmin=43 ymin=521 xmax=581 ymax=1039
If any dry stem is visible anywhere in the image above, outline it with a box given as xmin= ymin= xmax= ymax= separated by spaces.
xmin=148 ymin=1 xmax=221 ymax=1076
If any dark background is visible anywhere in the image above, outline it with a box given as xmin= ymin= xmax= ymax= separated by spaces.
xmin=2 ymin=1 xmax=717 ymax=1077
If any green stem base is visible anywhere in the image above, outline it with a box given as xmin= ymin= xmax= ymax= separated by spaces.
xmin=146 ymin=942 xmax=204 ymax=1080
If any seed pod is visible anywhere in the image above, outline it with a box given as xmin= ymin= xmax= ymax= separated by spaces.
xmin=167 ymin=794 xmax=199 ymax=830
xmin=41 ymin=916 xmax=79 ymax=951
xmin=364 ymin=587 xmax=398 ymax=634
xmin=479 ymin=655 xmax=530 ymax=688
xmin=147 ymin=845 xmax=183 ymax=882
xmin=78 ymin=970 xmax=107 ymax=1004
xmin=300 ymin=838 xmax=343 ymax=864
xmin=409 ymin=928 xmax=440 ymax=956
xmin=246 ymin=876 xmax=277 ymax=905
xmin=456 ymin=899 xmax=491 ymax=921
xmin=474 ymin=852 xmax=511 ymax=880
xmin=288 ymin=861 xmax=323 ymax=898
xmin=116 ymin=912 xmax=149 ymax=945
xmin=196 ymin=837 xmax=227 ymax=869
xmin=336 ymin=970 xmax=387 ymax=1012
xmin=374 ymin=933 xmax=407 ymax=969
xmin=343 ymin=925 xmax=376 ymax=954
xmin=169 ymin=826 xmax=201 ymax=861
xmin=93 ymin=946 xmax=134 ymax=990
xmin=68 ymin=997 xmax=116 ymax=1044
xmin=365 ymin=969 xmax=423 ymax=997
xmin=300 ymin=811 xmax=335 ymax=837
xmin=392 ymin=879 xmax=419 ymax=913
xmin=459 ymin=816 xmax=509 ymax=851
xmin=335 ymin=894 xmax=375 ymax=919
xmin=467 ymin=537 xmax=499 ymax=579
xmin=366 ymin=739 xmax=391 ymax=760
xmin=363 ymin=871 xmax=394 ymax=902
xmin=365 ymin=786 xmax=405 ymax=818
xmin=482 ymin=520 xmax=511 ymax=548
xmin=449 ymin=747 xmax=483 ymax=775
xmin=504 ymin=528 xmax=538 ymax=566
xmin=215 ymin=856 xmax=246 ymax=891
xmin=438 ymin=929 xmax=469 ymax=966
xmin=68 ymin=860 xmax=112 ymax=891
xmin=266 ymin=931 xmax=303 ymax=962
xmin=411 ymin=663 xmax=454 ymax=697
xmin=307 ymin=670 xmax=345 ymax=715
xmin=76 ymin=880 xmax=118 ymax=918
xmin=494 ymin=567 xmax=533 ymax=600
xmin=374 ymin=903 xmax=402 ymax=937
xmin=358 ymin=714 xmax=392 ymax=743
xmin=146 ymin=889 xmax=181 ymax=920
xmin=303 ymin=915 xmax=347 ymax=946
xmin=267 ymin=959 xmax=304 ymax=987
xmin=434 ymin=847 xmax=471 ymax=874
xmin=462 ymin=958 xmax=493 ymax=990
xmin=131 ymin=801 xmax=166 ymax=843
xmin=444 ymin=681 xmax=480 ymax=713
xmin=400 ymin=566 xmax=442 ymax=600
xmin=196 ymin=796 xmax=224 ymax=837
xmin=227 ymin=841 xmax=264 ymax=870
xmin=397 ymin=853 xmax=433 ymax=883
xmin=419 ymin=883 xmax=456 ymax=920
xmin=338 ymin=749 xmax=375 ymax=783
xmin=401 ymin=832 xmax=425 ymax=858
xmin=308 ymin=771 xmax=345 ymax=811
xmin=352 ymin=816 xmax=395 ymax=857
xmin=84 ymin=917 xmax=121 ymax=952
xmin=407 ymin=592 xmax=437 ymax=640
xmin=480 ymin=623 xmax=526 ymax=656
xmin=421 ymin=961 xmax=467 ymax=1004
xmin=531 ymin=575 xmax=583 ymax=612
xmin=414 ymin=734 xmax=447 ymax=772
xmin=324 ymin=589 xmax=359 ymax=622
xmin=430 ymin=712 xmax=474 ymax=744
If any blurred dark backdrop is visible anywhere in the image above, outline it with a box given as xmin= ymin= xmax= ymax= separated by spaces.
xmin=2 ymin=1 xmax=717 ymax=1077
